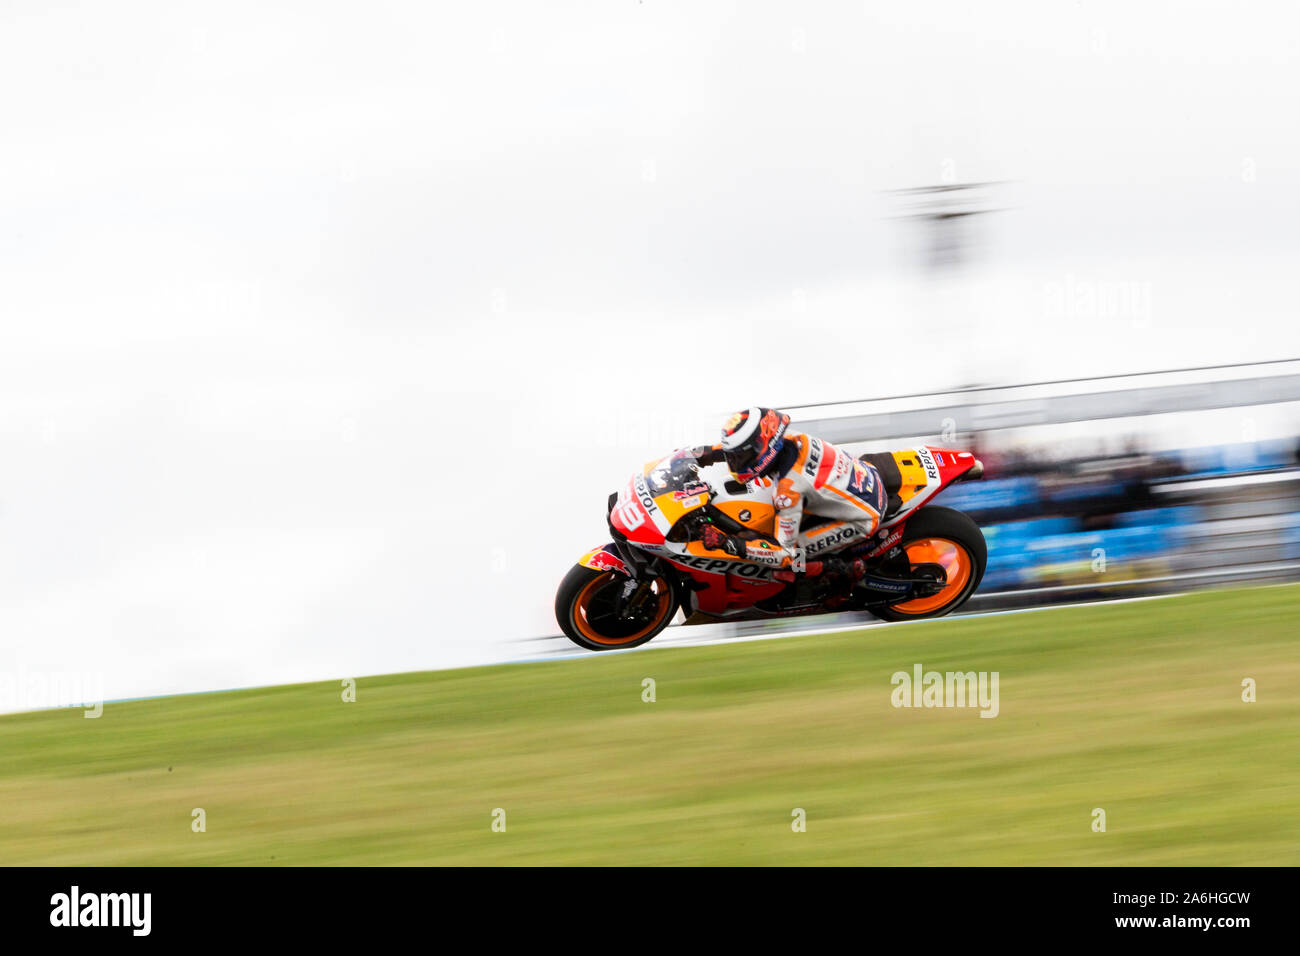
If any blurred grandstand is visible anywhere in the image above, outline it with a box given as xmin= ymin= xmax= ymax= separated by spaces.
xmin=803 ymin=357 xmax=1300 ymax=611
xmin=937 ymin=434 xmax=1300 ymax=605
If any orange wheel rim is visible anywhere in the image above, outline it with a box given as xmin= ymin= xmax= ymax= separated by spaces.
xmin=889 ymin=537 xmax=972 ymax=615
xmin=572 ymin=573 xmax=673 ymax=645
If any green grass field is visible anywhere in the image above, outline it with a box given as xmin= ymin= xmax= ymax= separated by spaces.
xmin=2 ymin=584 xmax=1298 ymax=866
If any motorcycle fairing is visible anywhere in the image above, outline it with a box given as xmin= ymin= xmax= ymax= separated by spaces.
xmin=603 ymin=446 xmax=979 ymax=618
xmin=877 ymin=447 xmax=980 ymax=529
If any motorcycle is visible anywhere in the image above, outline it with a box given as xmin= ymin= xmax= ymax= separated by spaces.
xmin=555 ymin=445 xmax=987 ymax=650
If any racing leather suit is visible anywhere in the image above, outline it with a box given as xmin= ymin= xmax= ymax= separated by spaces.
xmin=694 ymin=433 xmax=888 ymax=569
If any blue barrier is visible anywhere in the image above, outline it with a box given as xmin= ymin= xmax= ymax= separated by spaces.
xmin=980 ymin=507 xmax=1200 ymax=588
xmin=925 ymin=438 xmax=1290 ymax=589
xmin=1176 ymin=439 xmax=1294 ymax=478
xmin=939 ymin=477 xmax=1039 ymax=512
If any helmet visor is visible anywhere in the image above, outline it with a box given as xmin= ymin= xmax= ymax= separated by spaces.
xmin=724 ymin=445 xmax=760 ymax=478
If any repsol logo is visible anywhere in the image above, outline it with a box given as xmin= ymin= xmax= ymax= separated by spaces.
xmin=915 ymin=447 xmax=939 ymax=481
xmin=633 ymin=476 xmax=658 ymax=514
xmin=806 ymin=526 xmax=860 ymax=555
xmin=803 ymin=439 xmax=822 ymax=479
xmin=670 ymin=556 xmax=774 ymax=579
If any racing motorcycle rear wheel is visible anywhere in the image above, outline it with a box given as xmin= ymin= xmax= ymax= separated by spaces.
xmin=556 ymin=565 xmax=680 ymax=651
xmin=872 ymin=506 xmax=987 ymax=622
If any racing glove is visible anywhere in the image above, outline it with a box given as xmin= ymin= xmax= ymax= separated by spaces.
xmin=699 ymin=524 xmax=746 ymax=558
xmin=690 ymin=445 xmax=726 ymax=467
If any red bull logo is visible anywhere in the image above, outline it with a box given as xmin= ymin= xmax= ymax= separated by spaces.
xmin=581 ymin=547 xmax=627 ymax=574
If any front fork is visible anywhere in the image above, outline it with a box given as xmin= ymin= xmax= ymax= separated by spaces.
xmin=613 ymin=577 xmax=655 ymax=617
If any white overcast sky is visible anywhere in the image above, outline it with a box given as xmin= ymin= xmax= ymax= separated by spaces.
xmin=2 ymin=1 xmax=1299 ymax=709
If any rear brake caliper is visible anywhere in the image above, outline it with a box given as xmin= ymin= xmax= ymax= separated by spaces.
xmin=906 ymin=563 xmax=948 ymax=598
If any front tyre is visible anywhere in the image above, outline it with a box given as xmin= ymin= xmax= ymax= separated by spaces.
xmin=555 ymin=565 xmax=679 ymax=651
xmin=872 ymin=506 xmax=987 ymax=622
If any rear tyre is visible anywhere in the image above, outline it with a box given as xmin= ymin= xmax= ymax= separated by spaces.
xmin=872 ymin=507 xmax=986 ymax=622
xmin=556 ymin=565 xmax=679 ymax=651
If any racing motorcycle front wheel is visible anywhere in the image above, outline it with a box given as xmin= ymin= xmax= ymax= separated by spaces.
xmin=556 ymin=565 xmax=680 ymax=651
xmin=872 ymin=506 xmax=987 ymax=622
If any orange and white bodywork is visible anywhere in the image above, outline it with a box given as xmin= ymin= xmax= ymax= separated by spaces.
xmin=562 ymin=439 xmax=984 ymax=644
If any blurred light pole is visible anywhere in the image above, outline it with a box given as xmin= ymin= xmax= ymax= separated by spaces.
xmin=891 ymin=182 xmax=1001 ymax=273
xmin=889 ymin=182 xmax=1004 ymax=441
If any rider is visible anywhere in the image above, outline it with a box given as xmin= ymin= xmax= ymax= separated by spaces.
xmin=691 ymin=407 xmax=888 ymax=581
